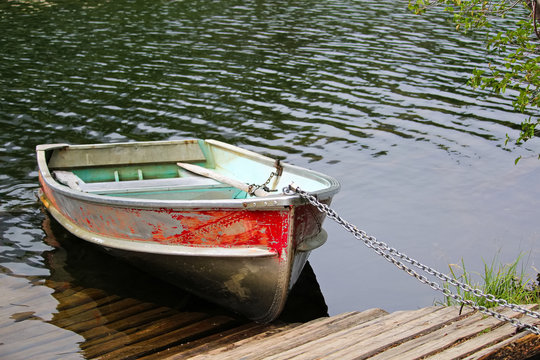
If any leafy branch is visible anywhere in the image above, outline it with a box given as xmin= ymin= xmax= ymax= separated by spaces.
xmin=409 ymin=0 xmax=539 ymax=162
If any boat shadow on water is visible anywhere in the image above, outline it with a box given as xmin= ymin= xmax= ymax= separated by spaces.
xmin=38 ymin=213 xmax=328 ymax=358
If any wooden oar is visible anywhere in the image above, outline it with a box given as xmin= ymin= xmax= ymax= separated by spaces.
xmin=177 ymin=162 xmax=270 ymax=197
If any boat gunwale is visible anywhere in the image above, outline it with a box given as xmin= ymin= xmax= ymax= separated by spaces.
xmin=36 ymin=140 xmax=340 ymax=210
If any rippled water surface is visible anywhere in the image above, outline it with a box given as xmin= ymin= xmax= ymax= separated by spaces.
xmin=1 ymin=0 xmax=539 ymax=356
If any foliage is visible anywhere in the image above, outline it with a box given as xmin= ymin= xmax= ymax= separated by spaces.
xmin=441 ymin=255 xmax=540 ymax=307
xmin=408 ymin=0 xmax=539 ymax=161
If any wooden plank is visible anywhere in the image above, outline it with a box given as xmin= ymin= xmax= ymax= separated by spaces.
xmin=182 ymin=313 xmax=352 ymax=359
xmin=440 ymin=331 xmax=531 ymax=360
xmin=98 ymin=315 xmax=239 ymax=360
xmin=428 ymin=305 xmax=539 ymax=359
xmin=78 ymin=306 xmax=177 ymax=343
xmin=81 ymin=312 xmax=210 ymax=358
xmin=74 ymin=297 xmax=153 ymax=318
xmin=187 ymin=309 xmax=390 ymax=360
xmin=50 ymin=294 xmax=123 ymax=328
xmin=166 ymin=323 xmax=301 ymax=360
xmin=236 ymin=310 xmax=383 ymax=350
xmin=79 ymin=308 xmax=186 ymax=348
xmin=140 ymin=322 xmax=278 ymax=360
xmin=476 ymin=332 xmax=540 ymax=360
xmin=458 ymin=311 xmax=540 ymax=360
xmin=49 ymin=296 xmax=129 ymax=329
xmin=154 ymin=322 xmax=298 ymax=360
xmin=54 ymin=287 xmax=111 ymax=311
xmin=270 ymin=306 xmax=473 ymax=360
xmin=67 ymin=300 xmax=159 ymax=331
xmin=50 ymin=298 xmax=153 ymax=332
xmin=367 ymin=306 xmax=535 ymax=360
xmin=462 ymin=333 xmax=531 ymax=360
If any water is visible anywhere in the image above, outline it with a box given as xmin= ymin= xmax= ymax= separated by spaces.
xmin=1 ymin=0 xmax=538 ymax=355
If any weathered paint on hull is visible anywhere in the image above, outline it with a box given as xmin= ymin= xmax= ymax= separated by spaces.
xmin=42 ymin=178 xmax=292 ymax=256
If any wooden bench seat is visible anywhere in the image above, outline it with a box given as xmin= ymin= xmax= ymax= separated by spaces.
xmin=54 ymin=170 xmax=227 ymax=195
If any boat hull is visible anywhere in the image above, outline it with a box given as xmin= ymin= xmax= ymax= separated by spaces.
xmin=36 ymin=139 xmax=339 ymax=322
xmin=38 ymin=182 xmax=329 ymax=322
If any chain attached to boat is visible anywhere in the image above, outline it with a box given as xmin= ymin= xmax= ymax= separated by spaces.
xmin=284 ymin=183 xmax=540 ymax=335
xmin=247 ymin=160 xmax=283 ymax=195
xmin=247 ymin=172 xmax=278 ymax=195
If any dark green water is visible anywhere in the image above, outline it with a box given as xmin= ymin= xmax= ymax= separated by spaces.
xmin=1 ymin=0 xmax=538 ymax=356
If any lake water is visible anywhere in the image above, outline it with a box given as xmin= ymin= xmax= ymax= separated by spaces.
xmin=1 ymin=0 xmax=539 ymax=355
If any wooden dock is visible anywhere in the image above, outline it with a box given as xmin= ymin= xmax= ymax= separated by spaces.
xmin=183 ymin=305 xmax=540 ymax=360
xmin=2 ymin=271 xmax=539 ymax=360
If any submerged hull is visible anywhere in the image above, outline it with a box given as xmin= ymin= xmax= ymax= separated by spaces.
xmin=36 ymin=139 xmax=339 ymax=322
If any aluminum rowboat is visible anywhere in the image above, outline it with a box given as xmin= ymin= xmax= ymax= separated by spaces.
xmin=36 ymin=139 xmax=340 ymax=322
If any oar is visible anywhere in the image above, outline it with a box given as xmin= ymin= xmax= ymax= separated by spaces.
xmin=177 ymin=162 xmax=270 ymax=197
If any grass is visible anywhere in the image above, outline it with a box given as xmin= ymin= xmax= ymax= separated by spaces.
xmin=441 ymin=254 xmax=540 ymax=307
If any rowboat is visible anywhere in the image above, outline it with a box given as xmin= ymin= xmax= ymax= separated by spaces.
xmin=36 ymin=139 xmax=340 ymax=322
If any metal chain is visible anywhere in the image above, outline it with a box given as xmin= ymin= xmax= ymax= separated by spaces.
xmin=284 ymin=184 xmax=540 ymax=335
xmin=247 ymin=171 xmax=278 ymax=195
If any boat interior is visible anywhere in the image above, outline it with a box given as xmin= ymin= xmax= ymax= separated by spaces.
xmin=54 ymin=165 xmax=249 ymax=201
xmin=41 ymin=139 xmax=331 ymax=201
xmin=46 ymin=141 xmax=254 ymax=200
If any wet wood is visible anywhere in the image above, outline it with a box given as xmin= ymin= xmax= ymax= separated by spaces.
xmin=144 ymin=322 xmax=295 ymax=360
xmin=99 ymin=315 xmax=240 ymax=360
xmin=53 ymin=298 xmax=154 ymax=331
xmin=78 ymin=307 xmax=177 ymax=341
xmin=2 ymin=271 xmax=538 ymax=360
xmin=80 ymin=312 xmax=211 ymax=357
xmin=185 ymin=305 xmax=539 ymax=360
